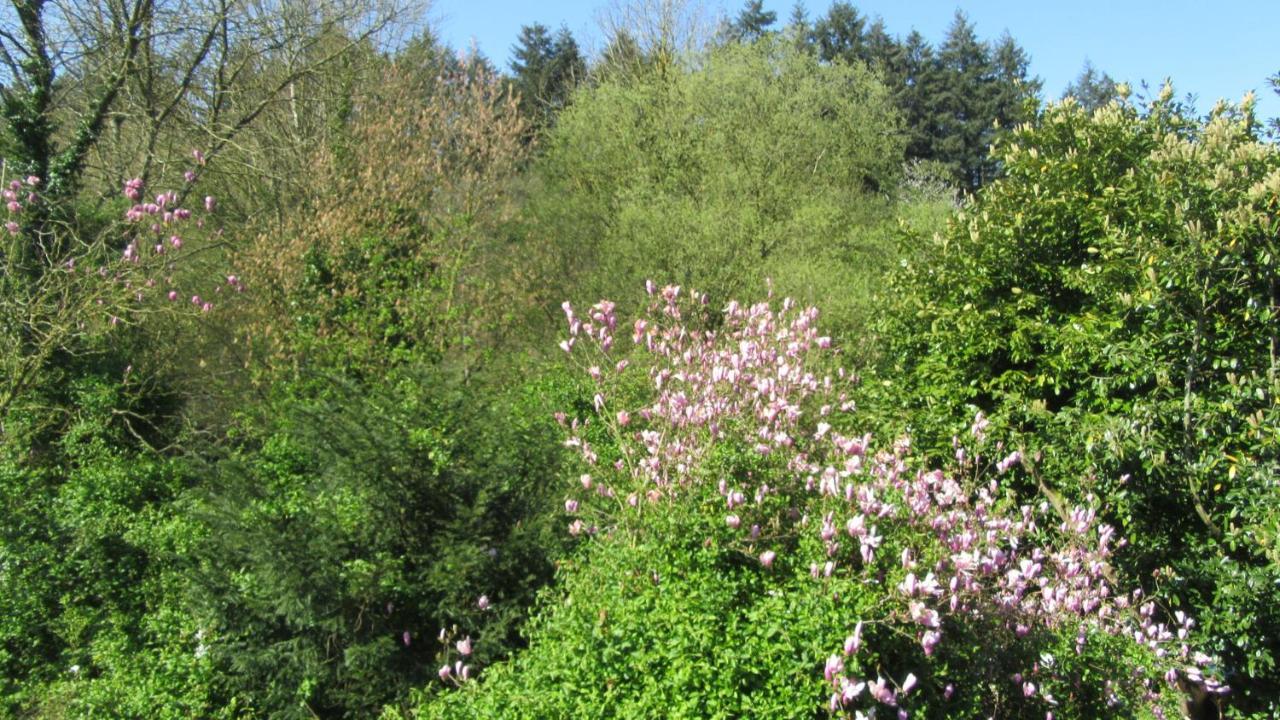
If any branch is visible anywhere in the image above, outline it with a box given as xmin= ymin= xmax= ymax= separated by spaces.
xmin=47 ymin=0 xmax=154 ymax=199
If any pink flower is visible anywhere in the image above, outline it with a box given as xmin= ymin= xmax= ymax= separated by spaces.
xmin=4 ymin=221 xmax=18 ymax=236
xmin=193 ymin=149 xmax=206 ymax=165
xmin=184 ymin=170 xmax=197 ymax=183
xmin=456 ymin=637 xmax=472 ymax=656
xmin=845 ymin=620 xmax=863 ymax=655
xmin=869 ymin=677 xmax=896 ymax=706
xmin=204 ymin=195 xmax=216 ymax=212
xmin=759 ymin=550 xmax=776 ymax=569
xmin=402 ymin=630 xmax=411 ymax=646
xmin=438 ymin=664 xmax=452 ymax=681
xmin=564 ymin=499 xmax=579 ymax=513
xmin=726 ymin=514 xmax=741 ymax=529
xmin=921 ymin=630 xmax=941 ymax=655
xmin=902 ymin=673 xmax=918 ymax=694
xmin=168 ymin=291 xmax=178 ymax=301
xmin=616 ymin=410 xmax=631 ymax=426
xmin=24 ymin=175 xmax=39 ymax=186
xmin=477 ymin=595 xmax=491 ymax=610
xmin=824 ymin=654 xmax=844 ymax=682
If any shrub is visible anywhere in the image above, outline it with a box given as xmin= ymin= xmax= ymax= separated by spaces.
xmin=406 ymin=286 xmax=1220 ymax=719
xmin=865 ymin=87 xmax=1280 ymax=713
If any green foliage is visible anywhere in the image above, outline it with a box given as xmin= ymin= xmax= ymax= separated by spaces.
xmin=527 ymin=37 xmax=904 ymax=332
xmin=797 ymin=7 xmax=1040 ymax=192
xmin=0 ymin=371 xmax=211 ymax=717
xmin=404 ymin=501 xmax=847 ymax=719
xmin=720 ymin=1 xmax=779 ymax=43
xmin=867 ymin=89 xmax=1280 ymax=714
xmin=184 ymin=364 xmax=571 ymax=718
xmin=404 ymin=302 xmax=1187 ymax=720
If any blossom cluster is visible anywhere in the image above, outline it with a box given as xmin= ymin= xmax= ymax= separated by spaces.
xmin=555 ymin=283 xmax=1228 ymax=718
xmin=3 ymin=159 xmax=232 ymax=330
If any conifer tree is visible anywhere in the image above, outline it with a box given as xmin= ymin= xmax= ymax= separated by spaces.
xmin=1064 ymin=59 xmax=1119 ymax=112
xmin=722 ymin=0 xmax=778 ymax=43
xmin=813 ymin=1 xmax=867 ymax=64
xmin=509 ymin=23 xmax=584 ymax=134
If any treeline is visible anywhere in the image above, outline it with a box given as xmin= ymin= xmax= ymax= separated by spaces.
xmin=0 ymin=0 xmax=1276 ymax=718
xmin=510 ymin=1 xmax=1043 ymax=193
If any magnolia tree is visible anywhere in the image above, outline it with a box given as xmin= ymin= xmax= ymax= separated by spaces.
xmin=0 ymin=157 xmax=229 ymax=419
xmin=546 ymin=283 xmax=1228 ymax=719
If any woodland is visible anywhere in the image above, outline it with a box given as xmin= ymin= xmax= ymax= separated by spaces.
xmin=0 ymin=0 xmax=1277 ymax=717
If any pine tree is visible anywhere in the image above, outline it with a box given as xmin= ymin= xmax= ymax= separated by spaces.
xmin=509 ymin=23 xmax=584 ymax=134
xmin=723 ymin=0 xmax=778 ymax=43
xmin=928 ymin=12 xmax=1038 ymax=191
xmin=813 ymin=1 xmax=866 ymax=65
xmin=786 ymin=2 xmax=813 ymax=53
xmin=1063 ymin=59 xmax=1119 ymax=112
xmin=511 ymin=23 xmax=554 ymax=120
xmin=597 ymin=30 xmax=647 ymax=82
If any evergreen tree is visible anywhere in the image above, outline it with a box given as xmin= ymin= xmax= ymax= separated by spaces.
xmin=1064 ymin=59 xmax=1119 ymax=112
xmin=928 ymin=13 xmax=1038 ymax=191
xmin=722 ymin=0 xmax=778 ymax=43
xmin=596 ymin=30 xmax=647 ymax=82
xmin=813 ymin=1 xmax=867 ymax=65
xmin=786 ymin=2 xmax=814 ymax=53
xmin=893 ymin=30 xmax=941 ymax=165
xmin=787 ymin=1 xmax=808 ymax=29
xmin=548 ymin=27 xmax=586 ymax=108
xmin=509 ymin=23 xmax=584 ymax=134
xmin=510 ymin=22 xmax=554 ymax=119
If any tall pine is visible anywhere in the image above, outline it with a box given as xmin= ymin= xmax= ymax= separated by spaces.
xmin=1063 ymin=59 xmax=1119 ymax=112
xmin=509 ymin=23 xmax=584 ymax=135
xmin=722 ymin=1 xmax=778 ymax=43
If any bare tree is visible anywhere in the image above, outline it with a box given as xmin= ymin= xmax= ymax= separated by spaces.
xmin=596 ymin=0 xmax=714 ymax=70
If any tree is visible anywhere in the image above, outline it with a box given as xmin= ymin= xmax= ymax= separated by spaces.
xmin=1064 ymin=59 xmax=1119 ymax=112
xmin=868 ymin=91 xmax=1280 ymax=713
xmin=721 ymin=0 xmax=777 ymax=43
xmin=925 ymin=12 xmax=1039 ymax=191
xmin=525 ymin=37 xmax=904 ymax=334
xmin=509 ymin=24 xmax=584 ymax=135
xmin=812 ymin=1 xmax=866 ymax=64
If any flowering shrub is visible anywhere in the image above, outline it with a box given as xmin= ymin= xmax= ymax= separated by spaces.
xmin=865 ymin=89 xmax=1280 ymax=712
xmin=1 ymin=163 xmax=227 ymax=416
xmin=417 ymin=284 xmax=1229 ymax=719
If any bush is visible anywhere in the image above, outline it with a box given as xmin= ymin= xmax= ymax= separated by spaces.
xmin=180 ymin=363 xmax=571 ymax=718
xmin=865 ymin=87 xmax=1280 ymax=713
xmin=404 ymin=287 xmax=1215 ymax=719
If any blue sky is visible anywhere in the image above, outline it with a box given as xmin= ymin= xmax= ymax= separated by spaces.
xmin=428 ymin=0 xmax=1280 ymax=121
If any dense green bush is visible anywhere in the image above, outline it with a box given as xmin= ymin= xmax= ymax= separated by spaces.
xmin=176 ymin=363 xmax=573 ymax=718
xmin=0 ymin=370 xmax=215 ymax=717
xmin=865 ymin=87 xmax=1280 ymax=714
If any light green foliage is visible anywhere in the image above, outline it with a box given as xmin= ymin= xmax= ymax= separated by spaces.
xmin=528 ymin=37 xmax=904 ymax=330
xmin=867 ymin=89 xmax=1280 ymax=714
xmin=0 ymin=373 xmax=216 ymax=717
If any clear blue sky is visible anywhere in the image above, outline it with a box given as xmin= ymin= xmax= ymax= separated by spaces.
xmin=428 ymin=0 xmax=1280 ymax=121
